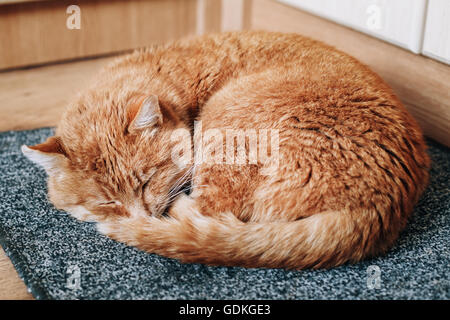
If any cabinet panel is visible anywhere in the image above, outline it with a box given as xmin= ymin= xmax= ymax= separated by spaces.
xmin=423 ymin=0 xmax=450 ymax=65
xmin=278 ymin=0 xmax=427 ymax=53
xmin=0 ymin=0 xmax=198 ymax=70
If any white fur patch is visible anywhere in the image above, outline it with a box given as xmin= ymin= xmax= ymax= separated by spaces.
xmin=21 ymin=145 xmax=59 ymax=173
xmin=66 ymin=205 xmax=97 ymax=222
xmin=96 ymin=221 xmax=115 ymax=235
xmin=126 ymin=202 xmax=148 ymax=218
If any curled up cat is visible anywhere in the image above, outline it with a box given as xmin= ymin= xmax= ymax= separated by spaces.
xmin=22 ymin=31 xmax=430 ymax=269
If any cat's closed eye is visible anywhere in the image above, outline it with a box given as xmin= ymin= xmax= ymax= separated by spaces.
xmin=98 ymin=200 xmax=121 ymax=207
xmin=95 ymin=200 xmax=129 ymax=217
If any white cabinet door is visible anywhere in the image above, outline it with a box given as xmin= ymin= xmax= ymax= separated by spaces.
xmin=422 ymin=0 xmax=450 ymax=65
xmin=278 ymin=0 xmax=427 ymax=53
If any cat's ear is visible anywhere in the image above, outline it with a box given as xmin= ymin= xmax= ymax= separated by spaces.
xmin=21 ymin=136 xmax=67 ymax=173
xmin=127 ymin=95 xmax=162 ymax=133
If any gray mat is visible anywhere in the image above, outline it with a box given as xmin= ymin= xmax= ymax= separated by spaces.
xmin=0 ymin=127 xmax=449 ymax=300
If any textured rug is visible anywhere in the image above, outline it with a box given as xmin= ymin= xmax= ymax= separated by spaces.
xmin=0 ymin=127 xmax=449 ymax=300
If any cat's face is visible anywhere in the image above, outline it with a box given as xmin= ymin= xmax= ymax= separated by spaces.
xmin=22 ymin=93 xmax=188 ymax=221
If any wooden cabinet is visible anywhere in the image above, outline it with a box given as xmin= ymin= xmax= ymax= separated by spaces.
xmin=279 ymin=0 xmax=450 ymax=66
xmin=0 ymin=0 xmax=198 ymax=70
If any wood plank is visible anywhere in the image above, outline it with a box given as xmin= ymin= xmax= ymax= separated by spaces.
xmin=219 ymin=0 xmax=252 ymax=32
xmin=0 ymin=0 xmax=46 ymax=5
xmin=0 ymin=56 xmax=116 ymax=131
xmin=221 ymin=0 xmax=246 ymax=31
xmin=196 ymin=0 xmax=222 ymax=35
xmin=250 ymin=0 xmax=450 ymax=147
xmin=0 ymin=0 xmax=197 ymax=70
xmin=0 ymin=246 xmax=34 ymax=300
xmin=242 ymin=0 xmax=253 ymax=30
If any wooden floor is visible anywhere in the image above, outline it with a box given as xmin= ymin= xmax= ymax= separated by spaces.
xmin=0 ymin=56 xmax=115 ymax=300
xmin=0 ymin=56 xmax=116 ymax=131
xmin=0 ymin=247 xmax=33 ymax=300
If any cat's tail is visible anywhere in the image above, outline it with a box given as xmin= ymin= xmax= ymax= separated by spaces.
xmin=97 ymin=195 xmax=396 ymax=269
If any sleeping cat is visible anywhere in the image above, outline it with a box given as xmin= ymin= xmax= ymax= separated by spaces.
xmin=22 ymin=31 xmax=430 ymax=269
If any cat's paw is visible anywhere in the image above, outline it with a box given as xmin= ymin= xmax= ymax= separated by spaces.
xmin=96 ymin=215 xmax=150 ymax=246
xmin=96 ymin=217 xmax=131 ymax=243
xmin=96 ymin=219 xmax=119 ymax=237
xmin=64 ymin=205 xmax=99 ymax=222
xmin=169 ymin=194 xmax=199 ymax=219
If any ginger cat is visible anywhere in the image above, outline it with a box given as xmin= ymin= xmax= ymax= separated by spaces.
xmin=22 ymin=31 xmax=430 ymax=269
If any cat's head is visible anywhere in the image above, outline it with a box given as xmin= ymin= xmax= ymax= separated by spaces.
xmin=22 ymin=92 xmax=190 ymax=221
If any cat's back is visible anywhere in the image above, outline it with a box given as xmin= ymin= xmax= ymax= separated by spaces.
xmin=176 ymin=31 xmax=361 ymax=72
xmin=116 ymin=30 xmax=370 ymax=81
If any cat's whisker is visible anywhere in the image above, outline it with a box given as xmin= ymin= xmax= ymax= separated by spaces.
xmin=166 ymin=187 xmax=194 ymax=202
xmin=167 ymin=188 xmax=207 ymax=204
xmin=168 ymin=165 xmax=194 ymax=196
xmin=167 ymin=173 xmax=196 ymax=202
xmin=165 ymin=184 xmax=208 ymax=204
xmin=176 ymin=164 xmax=194 ymax=184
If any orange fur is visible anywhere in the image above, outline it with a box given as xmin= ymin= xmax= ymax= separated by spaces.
xmin=23 ymin=31 xmax=430 ymax=269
